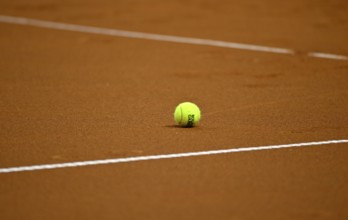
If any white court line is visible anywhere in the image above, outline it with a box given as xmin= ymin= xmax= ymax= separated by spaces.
xmin=308 ymin=52 xmax=348 ymax=60
xmin=0 ymin=15 xmax=347 ymax=60
xmin=0 ymin=139 xmax=347 ymax=174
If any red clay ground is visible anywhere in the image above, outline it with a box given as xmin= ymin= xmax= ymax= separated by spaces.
xmin=1 ymin=0 xmax=348 ymax=219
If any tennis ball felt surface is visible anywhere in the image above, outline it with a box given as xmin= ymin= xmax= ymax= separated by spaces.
xmin=174 ymin=102 xmax=201 ymax=127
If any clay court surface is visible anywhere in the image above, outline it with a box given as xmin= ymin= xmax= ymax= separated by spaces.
xmin=1 ymin=0 xmax=348 ymax=219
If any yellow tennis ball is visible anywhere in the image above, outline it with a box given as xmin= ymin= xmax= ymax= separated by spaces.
xmin=174 ymin=102 xmax=201 ymax=127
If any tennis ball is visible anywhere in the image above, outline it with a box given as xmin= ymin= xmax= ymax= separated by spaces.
xmin=174 ymin=102 xmax=201 ymax=127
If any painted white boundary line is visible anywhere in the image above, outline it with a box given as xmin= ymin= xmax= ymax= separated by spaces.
xmin=308 ymin=52 xmax=348 ymax=60
xmin=0 ymin=139 xmax=347 ymax=174
xmin=0 ymin=15 xmax=347 ymax=60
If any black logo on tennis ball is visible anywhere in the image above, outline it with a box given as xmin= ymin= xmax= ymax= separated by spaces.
xmin=187 ymin=114 xmax=195 ymax=127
